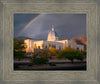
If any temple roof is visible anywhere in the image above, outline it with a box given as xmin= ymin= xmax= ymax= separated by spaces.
xmin=47 ymin=25 xmax=59 ymax=41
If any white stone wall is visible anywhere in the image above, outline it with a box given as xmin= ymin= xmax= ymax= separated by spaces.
xmin=24 ymin=39 xmax=34 ymax=53
xmin=24 ymin=39 xmax=84 ymax=53
xmin=33 ymin=40 xmax=44 ymax=49
xmin=70 ymin=43 xmax=84 ymax=50
xmin=43 ymin=41 xmax=63 ymax=49
xmin=57 ymin=40 xmax=68 ymax=48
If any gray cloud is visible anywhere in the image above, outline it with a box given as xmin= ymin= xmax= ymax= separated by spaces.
xmin=14 ymin=14 xmax=86 ymax=39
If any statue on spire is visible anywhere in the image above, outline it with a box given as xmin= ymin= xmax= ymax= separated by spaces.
xmin=52 ymin=24 xmax=54 ymax=31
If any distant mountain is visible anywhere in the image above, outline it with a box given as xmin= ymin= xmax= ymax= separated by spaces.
xmin=14 ymin=36 xmax=45 ymax=42
xmin=71 ymin=35 xmax=86 ymax=45
xmin=14 ymin=36 xmax=32 ymax=42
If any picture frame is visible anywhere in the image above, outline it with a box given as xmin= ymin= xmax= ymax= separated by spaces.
xmin=0 ymin=0 xmax=100 ymax=84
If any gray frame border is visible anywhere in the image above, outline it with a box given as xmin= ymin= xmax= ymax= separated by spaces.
xmin=0 ymin=0 xmax=100 ymax=84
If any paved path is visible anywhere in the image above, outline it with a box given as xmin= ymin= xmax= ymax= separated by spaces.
xmin=14 ymin=63 xmax=86 ymax=70
xmin=14 ymin=59 xmax=86 ymax=63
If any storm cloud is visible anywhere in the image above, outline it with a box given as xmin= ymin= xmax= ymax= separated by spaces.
xmin=14 ymin=14 xmax=86 ymax=39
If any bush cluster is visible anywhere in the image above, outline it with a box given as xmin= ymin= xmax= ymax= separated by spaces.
xmin=31 ymin=57 xmax=49 ymax=65
xmin=56 ymin=47 xmax=84 ymax=63
xmin=14 ymin=38 xmax=26 ymax=60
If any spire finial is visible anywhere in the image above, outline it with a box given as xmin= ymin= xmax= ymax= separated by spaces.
xmin=52 ymin=24 xmax=54 ymax=31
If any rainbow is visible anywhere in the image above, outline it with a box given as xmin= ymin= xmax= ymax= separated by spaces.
xmin=18 ymin=14 xmax=42 ymax=35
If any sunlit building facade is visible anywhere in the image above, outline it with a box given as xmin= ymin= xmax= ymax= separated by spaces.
xmin=24 ymin=25 xmax=84 ymax=53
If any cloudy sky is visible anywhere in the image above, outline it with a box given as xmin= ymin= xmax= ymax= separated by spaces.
xmin=14 ymin=14 xmax=86 ymax=40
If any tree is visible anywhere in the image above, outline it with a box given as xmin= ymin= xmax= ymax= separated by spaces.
xmin=31 ymin=57 xmax=49 ymax=65
xmin=41 ymin=50 xmax=48 ymax=58
xmin=56 ymin=48 xmax=83 ymax=63
xmin=66 ymin=50 xmax=82 ymax=63
xmin=75 ymin=50 xmax=84 ymax=62
xmin=49 ymin=48 xmax=58 ymax=55
xmin=14 ymin=38 xmax=25 ymax=51
xmin=64 ymin=46 xmax=75 ymax=51
xmin=14 ymin=51 xmax=26 ymax=60
xmin=76 ymin=54 xmax=84 ymax=62
xmin=47 ymin=52 xmax=52 ymax=59
xmin=81 ymin=50 xmax=87 ymax=58
xmin=14 ymin=38 xmax=26 ymax=60
xmin=32 ymin=51 xmax=39 ymax=58
xmin=56 ymin=50 xmax=67 ymax=60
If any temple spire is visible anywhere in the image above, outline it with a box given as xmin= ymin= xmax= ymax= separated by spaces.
xmin=52 ymin=25 xmax=54 ymax=31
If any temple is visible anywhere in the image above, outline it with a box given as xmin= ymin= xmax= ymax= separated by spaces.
xmin=24 ymin=25 xmax=84 ymax=53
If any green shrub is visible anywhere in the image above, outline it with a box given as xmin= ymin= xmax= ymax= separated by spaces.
xmin=14 ymin=38 xmax=26 ymax=60
xmin=31 ymin=57 xmax=49 ymax=65
xmin=75 ymin=54 xmax=84 ymax=61
xmin=56 ymin=49 xmax=84 ymax=63
xmin=49 ymin=48 xmax=58 ymax=55
xmin=14 ymin=51 xmax=26 ymax=60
